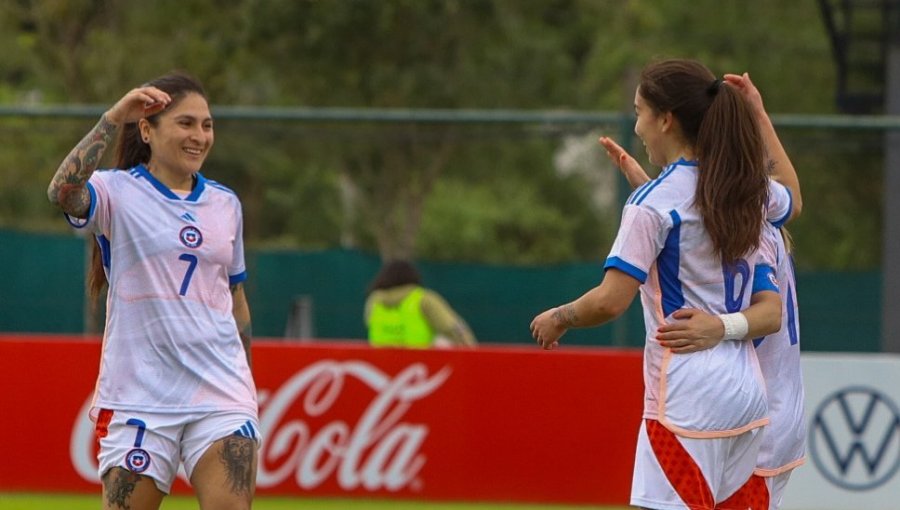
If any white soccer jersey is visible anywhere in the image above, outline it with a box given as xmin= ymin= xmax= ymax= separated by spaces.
xmin=67 ymin=164 xmax=257 ymax=417
xmin=753 ymin=222 xmax=806 ymax=475
xmin=766 ymin=180 xmax=793 ymax=230
xmin=605 ymin=159 xmax=778 ymax=437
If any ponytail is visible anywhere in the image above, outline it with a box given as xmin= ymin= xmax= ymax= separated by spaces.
xmin=695 ymin=84 xmax=768 ymax=263
xmin=638 ymin=59 xmax=768 ymax=264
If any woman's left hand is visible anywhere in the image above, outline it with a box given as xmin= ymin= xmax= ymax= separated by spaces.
xmin=530 ymin=308 xmax=566 ymax=350
xmin=656 ymin=308 xmax=725 ymax=353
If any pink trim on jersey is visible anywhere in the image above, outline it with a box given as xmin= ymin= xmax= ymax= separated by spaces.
xmin=614 ymin=168 xmax=772 ymax=439
xmin=753 ymin=457 xmax=806 ymax=478
xmin=641 ymin=267 xmax=666 ymax=422
xmin=657 ymin=348 xmax=771 ymax=439
xmin=647 ymin=269 xmax=770 ymax=439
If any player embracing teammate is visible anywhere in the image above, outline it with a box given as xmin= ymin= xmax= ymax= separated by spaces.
xmin=534 ymin=59 xmax=805 ymax=510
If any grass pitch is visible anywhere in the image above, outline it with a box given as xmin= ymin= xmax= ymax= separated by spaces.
xmin=0 ymin=493 xmax=629 ymax=509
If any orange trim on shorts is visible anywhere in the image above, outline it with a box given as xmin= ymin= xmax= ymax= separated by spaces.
xmin=716 ymin=473 xmax=769 ymax=510
xmin=753 ymin=457 xmax=806 ymax=477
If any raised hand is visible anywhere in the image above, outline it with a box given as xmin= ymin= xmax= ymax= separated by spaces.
xmin=105 ymin=86 xmax=172 ymax=125
xmin=723 ymin=72 xmax=765 ymax=118
xmin=599 ymin=136 xmax=650 ymax=189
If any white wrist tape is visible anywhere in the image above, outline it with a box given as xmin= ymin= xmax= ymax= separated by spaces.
xmin=718 ymin=312 xmax=749 ymax=340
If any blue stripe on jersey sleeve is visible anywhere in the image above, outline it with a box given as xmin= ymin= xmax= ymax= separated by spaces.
xmin=229 ymin=271 xmax=248 ymax=286
xmin=658 ymin=210 xmax=684 ymax=317
xmin=604 ymin=256 xmax=647 ymax=283
xmin=64 ymin=182 xmax=97 ymax=229
xmin=751 ymin=264 xmax=779 ymax=294
xmin=770 ymin=188 xmax=793 ymax=228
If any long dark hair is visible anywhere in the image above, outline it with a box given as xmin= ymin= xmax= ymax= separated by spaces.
xmin=639 ymin=59 xmax=767 ymax=263
xmin=88 ymin=72 xmax=208 ymax=300
xmin=367 ymin=260 xmax=422 ymax=295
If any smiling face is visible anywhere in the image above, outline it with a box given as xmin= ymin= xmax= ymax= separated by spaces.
xmin=633 ymin=86 xmax=667 ymax=168
xmin=140 ymin=92 xmax=213 ymax=180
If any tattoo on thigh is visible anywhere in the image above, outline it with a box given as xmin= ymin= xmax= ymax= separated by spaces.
xmin=220 ymin=436 xmax=254 ymax=495
xmin=103 ymin=468 xmax=142 ymax=509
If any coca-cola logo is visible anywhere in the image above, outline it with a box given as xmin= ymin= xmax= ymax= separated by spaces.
xmin=70 ymin=360 xmax=451 ymax=492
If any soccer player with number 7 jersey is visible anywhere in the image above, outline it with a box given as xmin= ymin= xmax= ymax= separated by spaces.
xmin=47 ymin=73 xmax=259 ymax=510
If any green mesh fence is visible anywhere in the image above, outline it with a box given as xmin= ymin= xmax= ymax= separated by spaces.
xmin=0 ymin=229 xmax=880 ymax=351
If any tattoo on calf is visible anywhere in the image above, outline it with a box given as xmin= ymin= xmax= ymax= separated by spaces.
xmin=220 ymin=436 xmax=254 ymax=496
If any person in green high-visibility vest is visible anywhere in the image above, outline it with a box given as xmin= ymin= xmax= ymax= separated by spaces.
xmin=364 ymin=259 xmax=476 ymax=348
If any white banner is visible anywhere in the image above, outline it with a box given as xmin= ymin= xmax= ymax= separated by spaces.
xmin=783 ymin=353 xmax=900 ymax=510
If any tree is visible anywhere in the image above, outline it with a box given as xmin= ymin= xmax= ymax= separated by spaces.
xmin=1 ymin=0 xmax=877 ymax=270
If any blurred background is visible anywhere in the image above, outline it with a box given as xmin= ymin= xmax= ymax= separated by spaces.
xmin=0 ymin=0 xmax=895 ymax=351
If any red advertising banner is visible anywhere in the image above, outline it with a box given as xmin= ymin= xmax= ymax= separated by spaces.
xmin=0 ymin=335 xmax=643 ymax=505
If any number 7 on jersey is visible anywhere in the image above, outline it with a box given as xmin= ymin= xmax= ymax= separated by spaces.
xmin=177 ymin=253 xmax=198 ymax=296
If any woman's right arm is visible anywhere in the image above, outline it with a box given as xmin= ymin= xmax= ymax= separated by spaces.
xmin=724 ymin=72 xmax=802 ymax=221
xmin=47 ymin=115 xmax=119 ymax=218
xmin=47 ymin=86 xmax=171 ymax=218
xmin=530 ymin=269 xmax=641 ymax=350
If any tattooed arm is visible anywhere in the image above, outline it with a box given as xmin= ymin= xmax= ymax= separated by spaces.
xmin=530 ymin=269 xmax=641 ymax=350
xmin=46 ymin=115 xmax=119 ymax=218
xmin=231 ymin=283 xmax=253 ymax=369
xmin=47 ymin=86 xmax=172 ymax=217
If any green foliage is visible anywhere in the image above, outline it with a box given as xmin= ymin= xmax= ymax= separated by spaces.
xmin=419 ymin=179 xmax=576 ymax=264
xmin=0 ymin=0 xmax=877 ymax=269
xmin=781 ymin=129 xmax=883 ymax=269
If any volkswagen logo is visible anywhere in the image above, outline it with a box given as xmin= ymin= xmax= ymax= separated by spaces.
xmin=809 ymin=386 xmax=900 ymax=491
